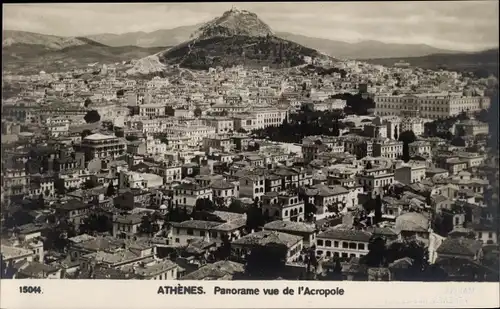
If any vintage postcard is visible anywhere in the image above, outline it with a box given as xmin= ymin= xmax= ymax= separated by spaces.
xmin=1 ymin=1 xmax=499 ymax=308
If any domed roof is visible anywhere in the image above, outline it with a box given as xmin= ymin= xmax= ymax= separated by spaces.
xmin=159 ymin=204 xmax=167 ymax=209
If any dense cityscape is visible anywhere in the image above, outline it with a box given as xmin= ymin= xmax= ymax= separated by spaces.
xmin=1 ymin=5 xmax=499 ymax=282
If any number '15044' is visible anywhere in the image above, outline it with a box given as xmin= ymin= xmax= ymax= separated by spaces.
xmin=19 ymin=286 xmax=42 ymax=294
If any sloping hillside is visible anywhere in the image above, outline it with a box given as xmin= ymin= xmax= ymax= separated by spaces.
xmin=364 ymin=48 xmax=499 ymax=77
xmin=276 ymin=32 xmax=459 ymax=59
xmin=3 ymin=42 xmax=165 ymax=74
xmin=3 ymin=30 xmax=88 ymax=50
xmin=85 ymin=24 xmax=200 ymax=47
xmin=161 ymin=35 xmax=319 ymax=70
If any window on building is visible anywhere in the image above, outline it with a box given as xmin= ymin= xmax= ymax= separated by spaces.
xmin=316 ymin=250 xmax=323 ymax=255
xmin=349 ymin=243 xmax=357 ymax=249
xmin=175 ymin=238 xmax=180 ymax=243
xmin=187 ymin=229 xmax=194 ymax=235
xmin=317 ymin=239 xmax=324 ymax=246
xmin=341 ymin=253 xmax=348 ymax=258
xmin=200 ymin=231 xmax=206 ymax=237
xmin=325 ymin=240 xmax=332 ymax=247
xmin=489 ymin=232 xmax=493 ymax=238
xmin=342 ymin=242 xmax=348 ymax=249
xmin=334 ymin=241 xmax=339 ymax=247
xmin=358 ymin=243 xmax=365 ymax=250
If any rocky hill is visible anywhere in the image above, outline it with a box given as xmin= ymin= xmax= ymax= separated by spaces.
xmin=160 ymin=8 xmax=324 ymax=70
xmin=192 ymin=8 xmax=273 ymax=39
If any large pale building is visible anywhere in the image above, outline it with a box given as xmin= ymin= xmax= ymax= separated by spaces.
xmin=78 ymin=133 xmax=126 ymax=161
xmin=374 ymin=94 xmax=490 ymax=119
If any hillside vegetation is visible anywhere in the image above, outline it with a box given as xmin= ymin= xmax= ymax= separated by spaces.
xmin=161 ymin=35 xmax=318 ymax=70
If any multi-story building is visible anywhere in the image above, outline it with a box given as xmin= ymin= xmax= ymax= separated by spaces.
xmin=374 ymin=94 xmax=491 ymax=119
xmin=203 ymin=117 xmax=234 ymax=134
xmin=78 ymin=133 xmax=126 ymax=161
xmin=357 ymin=166 xmax=394 ymax=195
xmin=173 ymin=183 xmax=213 ymax=208
xmin=235 ymin=170 xmax=266 ymax=200
xmin=409 ymin=141 xmax=432 ymax=157
xmin=372 ymin=139 xmax=403 ymax=159
xmin=231 ymin=230 xmax=303 ymax=263
xmin=400 ymin=117 xmax=424 ymax=136
xmin=170 ymin=211 xmax=246 ymax=246
xmin=316 ymin=228 xmax=371 ymax=259
xmin=394 ymin=162 xmax=427 ymax=185
xmin=263 ymin=220 xmax=317 ymax=247
xmin=454 ymin=119 xmax=489 ymax=136
xmin=261 ymin=193 xmax=305 ymax=222
xmin=251 ymin=107 xmax=288 ymax=129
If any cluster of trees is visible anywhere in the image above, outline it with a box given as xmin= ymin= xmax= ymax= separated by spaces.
xmin=252 ymin=109 xmax=345 ymax=143
xmin=361 ymin=237 xmax=447 ymax=281
xmin=244 ymin=243 xmax=288 ymax=279
xmin=398 ymin=130 xmax=417 ymax=162
xmin=301 ymin=65 xmax=348 ymax=78
xmin=363 ymin=194 xmax=383 ymax=224
xmin=139 ymin=212 xmax=163 ymax=236
xmin=84 ymin=110 xmax=101 ymax=123
xmin=45 ymin=220 xmax=77 ymax=252
xmin=245 ymin=199 xmax=270 ymax=232
xmin=79 ymin=213 xmax=112 ymax=235
xmin=331 ymin=93 xmax=376 ymax=115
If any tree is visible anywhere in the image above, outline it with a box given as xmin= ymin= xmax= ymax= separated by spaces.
xmin=398 ymin=130 xmax=417 ymax=144
xmin=166 ymin=106 xmax=175 ymax=116
xmin=244 ymin=244 xmax=288 ymax=279
xmin=304 ymin=201 xmax=317 ymax=221
xmin=84 ymin=98 xmax=92 ymax=108
xmin=374 ymin=195 xmax=382 ymax=224
xmin=194 ymin=107 xmax=202 ymax=117
xmin=402 ymin=142 xmax=410 ymax=163
xmin=228 ymin=200 xmax=246 ymax=214
xmin=46 ymin=220 xmax=77 ymax=252
xmin=386 ymin=240 xmax=429 ymax=281
xmin=81 ymin=129 xmax=92 ymax=139
xmin=194 ymin=198 xmax=215 ymax=212
xmin=79 ymin=213 xmax=112 ymax=234
xmin=106 ymin=182 xmax=116 ymax=197
xmin=362 ymin=236 xmax=386 ymax=267
xmin=394 ymin=126 xmax=399 ymax=140
xmin=139 ymin=215 xmax=159 ymax=236
xmin=332 ymin=258 xmax=343 ymax=280
xmin=83 ymin=179 xmax=97 ymax=190
xmin=246 ymin=201 xmax=265 ymax=232
xmin=451 ymin=136 xmax=466 ymax=147
xmin=84 ymin=110 xmax=101 ymax=123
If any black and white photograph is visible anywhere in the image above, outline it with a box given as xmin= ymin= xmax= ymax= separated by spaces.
xmin=1 ymin=1 xmax=499 ymax=289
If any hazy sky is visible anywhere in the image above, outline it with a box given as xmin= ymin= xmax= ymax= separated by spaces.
xmin=3 ymin=2 xmax=499 ymax=51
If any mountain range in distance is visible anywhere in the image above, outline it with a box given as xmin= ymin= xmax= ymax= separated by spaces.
xmin=2 ymin=7 xmax=498 ymax=76
xmin=85 ymin=24 xmax=460 ymax=60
